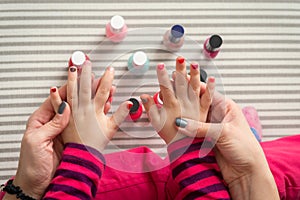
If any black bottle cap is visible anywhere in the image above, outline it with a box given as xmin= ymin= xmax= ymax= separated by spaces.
xmin=128 ymin=98 xmax=140 ymax=113
xmin=200 ymin=69 xmax=207 ymax=83
xmin=209 ymin=35 xmax=223 ymax=49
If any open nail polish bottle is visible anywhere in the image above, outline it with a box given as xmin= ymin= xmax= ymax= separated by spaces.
xmin=127 ymin=51 xmax=150 ymax=74
xmin=105 ymin=15 xmax=128 ymax=43
xmin=203 ymin=34 xmax=223 ymax=59
xmin=68 ymin=51 xmax=89 ymax=68
xmin=126 ymin=98 xmax=143 ymax=121
xmin=153 ymin=92 xmax=163 ymax=108
xmin=163 ymin=24 xmax=185 ymax=51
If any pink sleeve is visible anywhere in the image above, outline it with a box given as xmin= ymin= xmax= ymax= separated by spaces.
xmin=167 ymin=138 xmax=231 ymax=200
xmin=43 ymin=143 xmax=105 ymax=200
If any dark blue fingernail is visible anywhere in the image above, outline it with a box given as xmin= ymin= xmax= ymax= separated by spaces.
xmin=58 ymin=101 xmax=66 ymax=114
xmin=175 ymin=118 xmax=188 ymax=128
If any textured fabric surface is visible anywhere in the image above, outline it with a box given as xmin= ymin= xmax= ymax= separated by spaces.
xmin=0 ymin=0 xmax=300 ymax=183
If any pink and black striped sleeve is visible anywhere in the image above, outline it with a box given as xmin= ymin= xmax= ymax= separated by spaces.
xmin=167 ymin=137 xmax=231 ymax=200
xmin=43 ymin=143 xmax=105 ymax=200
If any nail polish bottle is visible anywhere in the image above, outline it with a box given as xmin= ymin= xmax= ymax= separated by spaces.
xmin=127 ymin=51 xmax=150 ymax=74
xmin=203 ymin=34 xmax=223 ymax=59
xmin=105 ymin=15 xmax=128 ymax=43
xmin=163 ymin=24 xmax=185 ymax=51
xmin=200 ymin=68 xmax=208 ymax=82
xmin=126 ymin=98 xmax=143 ymax=121
xmin=68 ymin=51 xmax=90 ymax=68
xmin=153 ymin=91 xmax=163 ymax=108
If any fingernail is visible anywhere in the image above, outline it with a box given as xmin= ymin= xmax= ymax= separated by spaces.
xmin=191 ymin=63 xmax=199 ymax=70
xmin=108 ymin=66 xmax=114 ymax=72
xmin=178 ymin=57 xmax=185 ymax=64
xmin=108 ymin=97 xmax=113 ymax=103
xmin=51 ymin=87 xmax=57 ymax=93
xmin=58 ymin=101 xmax=66 ymax=114
xmin=127 ymin=103 xmax=133 ymax=110
xmin=141 ymin=98 xmax=148 ymax=103
xmin=208 ymin=76 xmax=215 ymax=83
xmin=157 ymin=63 xmax=165 ymax=70
xmin=70 ymin=67 xmax=76 ymax=72
xmin=175 ymin=118 xmax=188 ymax=128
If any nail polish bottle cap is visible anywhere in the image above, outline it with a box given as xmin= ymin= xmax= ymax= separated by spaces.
xmin=71 ymin=51 xmax=86 ymax=66
xmin=171 ymin=25 xmax=185 ymax=38
xmin=111 ymin=15 xmax=125 ymax=31
xmin=200 ymin=68 xmax=208 ymax=82
xmin=133 ymin=51 xmax=148 ymax=66
xmin=209 ymin=35 xmax=223 ymax=50
xmin=128 ymin=98 xmax=140 ymax=113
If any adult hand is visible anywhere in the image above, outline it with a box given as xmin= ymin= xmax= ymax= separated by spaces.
xmin=175 ymin=91 xmax=280 ymax=199
xmin=140 ymin=57 xmax=214 ymax=144
xmin=52 ymin=61 xmax=131 ymax=151
xmin=7 ymin=87 xmax=71 ymax=199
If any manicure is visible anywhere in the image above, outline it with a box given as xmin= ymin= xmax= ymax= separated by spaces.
xmin=51 ymin=87 xmax=57 ymax=93
xmin=58 ymin=101 xmax=66 ymax=114
xmin=157 ymin=63 xmax=165 ymax=70
xmin=70 ymin=67 xmax=76 ymax=72
xmin=141 ymin=97 xmax=148 ymax=103
xmin=177 ymin=57 xmax=185 ymax=64
xmin=191 ymin=63 xmax=199 ymax=70
xmin=175 ymin=118 xmax=188 ymax=128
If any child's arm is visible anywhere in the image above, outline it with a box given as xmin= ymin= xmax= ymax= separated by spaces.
xmin=167 ymin=137 xmax=231 ymax=200
xmin=43 ymin=143 xmax=105 ymax=200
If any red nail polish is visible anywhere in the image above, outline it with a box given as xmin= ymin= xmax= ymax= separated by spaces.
xmin=203 ymin=35 xmax=223 ymax=59
xmin=178 ymin=57 xmax=185 ymax=64
xmin=208 ymin=77 xmax=215 ymax=83
xmin=157 ymin=63 xmax=165 ymax=70
xmin=126 ymin=98 xmax=143 ymax=121
xmin=108 ymin=97 xmax=113 ymax=103
xmin=191 ymin=63 xmax=199 ymax=70
xmin=153 ymin=91 xmax=163 ymax=108
xmin=68 ymin=51 xmax=90 ymax=67
xmin=51 ymin=87 xmax=57 ymax=93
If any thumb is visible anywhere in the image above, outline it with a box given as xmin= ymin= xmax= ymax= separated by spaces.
xmin=39 ymin=101 xmax=71 ymax=140
xmin=175 ymin=118 xmax=224 ymax=141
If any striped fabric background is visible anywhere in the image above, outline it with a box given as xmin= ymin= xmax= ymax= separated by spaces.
xmin=0 ymin=0 xmax=300 ymax=183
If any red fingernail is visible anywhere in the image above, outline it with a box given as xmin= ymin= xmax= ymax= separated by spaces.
xmin=127 ymin=103 xmax=133 ymax=110
xmin=208 ymin=77 xmax=215 ymax=83
xmin=157 ymin=63 xmax=165 ymax=70
xmin=178 ymin=57 xmax=185 ymax=64
xmin=191 ymin=63 xmax=199 ymax=70
xmin=51 ymin=87 xmax=57 ymax=93
xmin=108 ymin=97 xmax=113 ymax=103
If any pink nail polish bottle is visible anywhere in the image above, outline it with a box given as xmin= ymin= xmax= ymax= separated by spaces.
xmin=105 ymin=15 xmax=128 ymax=43
xmin=126 ymin=98 xmax=143 ymax=121
xmin=203 ymin=34 xmax=223 ymax=59
xmin=163 ymin=24 xmax=185 ymax=51
xmin=68 ymin=51 xmax=89 ymax=68
xmin=153 ymin=92 xmax=163 ymax=108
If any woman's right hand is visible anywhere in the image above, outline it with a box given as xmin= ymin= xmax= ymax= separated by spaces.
xmin=175 ymin=91 xmax=280 ymax=200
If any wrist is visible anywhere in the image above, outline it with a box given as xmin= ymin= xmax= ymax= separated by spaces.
xmin=12 ymin=177 xmax=41 ymax=199
xmin=228 ymin=168 xmax=279 ymax=200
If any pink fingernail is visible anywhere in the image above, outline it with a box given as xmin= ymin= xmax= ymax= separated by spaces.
xmin=157 ymin=63 xmax=165 ymax=70
xmin=191 ymin=63 xmax=199 ymax=70
xmin=208 ymin=76 xmax=215 ymax=83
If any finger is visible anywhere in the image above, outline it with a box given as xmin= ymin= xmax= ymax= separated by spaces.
xmin=50 ymin=87 xmax=62 ymax=113
xmin=156 ymin=63 xmax=176 ymax=107
xmin=200 ymin=77 xmax=215 ymax=121
xmin=189 ymin=63 xmax=201 ymax=97
xmin=140 ymin=94 xmax=161 ymax=130
xmin=109 ymin=101 xmax=132 ymax=130
xmin=95 ymin=66 xmax=114 ymax=112
xmin=79 ymin=60 xmax=92 ymax=106
xmin=175 ymin=70 xmax=189 ymax=103
xmin=175 ymin=117 xmax=223 ymax=141
xmin=39 ymin=101 xmax=71 ymax=140
xmin=175 ymin=56 xmax=187 ymax=77
xmin=67 ymin=66 xmax=78 ymax=109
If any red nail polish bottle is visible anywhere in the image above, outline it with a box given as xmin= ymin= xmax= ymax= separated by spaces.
xmin=126 ymin=98 xmax=143 ymax=121
xmin=105 ymin=15 xmax=128 ymax=43
xmin=153 ymin=92 xmax=163 ymax=108
xmin=68 ymin=51 xmax=90 ymax=67
xmin=203 ymin=35 xmax=223 ymax=59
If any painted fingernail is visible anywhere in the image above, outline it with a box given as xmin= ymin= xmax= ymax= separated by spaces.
xmin=191 ymin=63 xmax=199 ymax=70
xmin=108 ymin=97 xmax=113 ymax=103
xmin=70 ymin=67 xmax=76 ymax=72
xmin=58 ymin=101 xmax=66 ymax=114
xmin=127 ymin=103 xmax=133 ymax=110
xmin=175 ymin=118 xmax=188 ymax=128
xmin=51 ymin=87 xmax=57 ymax=93
xmin=141 ymin=98 xmax=148 ymax=103
xmin=157 ymin=63 xmax=165 ymax=70
xmin=208 ymin=76 xmax=215 ymax=83
xmin=178 ymin=57 xmax=185 ymax=64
